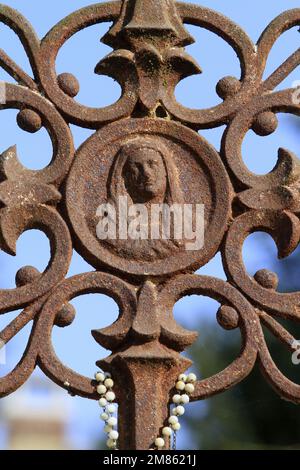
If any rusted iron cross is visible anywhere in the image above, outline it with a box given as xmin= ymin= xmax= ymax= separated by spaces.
xmin=0 ymin=0 xmax=300 ymax=450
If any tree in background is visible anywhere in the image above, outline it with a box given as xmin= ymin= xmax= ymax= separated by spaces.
xmin=184 ymin=244 xmax=300 ymax=450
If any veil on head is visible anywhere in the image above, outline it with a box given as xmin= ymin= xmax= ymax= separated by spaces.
xmin=108 ymin=136 xmax=183 ymax=206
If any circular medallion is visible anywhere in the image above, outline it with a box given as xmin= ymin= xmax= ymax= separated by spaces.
xmin=66 ymin=118 xmax=231 ymax=276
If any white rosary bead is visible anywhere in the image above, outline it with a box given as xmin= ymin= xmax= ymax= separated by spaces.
xmin=107 ymin=417 xmax=118 ymax=427
xmin=106 ymin=391 xmax=116 ymax=402
xmin=101 ymin=412 xmax=109 ymax=421
xmin=95 ymin=372 xmax=105 ymax=382
xmin=104 ymin=378 xmax=114 ymax=389
xmin=168 ymin=416 xmax=178 ymax=425
xmin=97 ymin=384 xmax=107 ymax=395
xmin=155 ymin=438 xmax=165 ymax=448
xmin=107 ymin=404 xmax=116 ymax=414
xmin=99 ymin=398 xmax=107 ymax=407
xmin=162 ymin=427 xmax=172 ymax=437
xmin=178 ymin=374 xmax=187 ymax=382
xmin=106 ymin=438 xmax=116 ymax=449
xmin=175 ymin=405 xmax=185 ymax=416
xmin=185 ymin=383 xmax=195 ymax=394
xmin=181 ymin=394 xmax=190 ymax=404
xmin=109 ymin=430 xmax=119 ymax=440
xmin=172 ymin=394 xmax=182 ymax=404
xmin=187 ymin=373 xmax=197 ymax=383
xmin=172 ymin=422 xmax=181 ymax=431
xmin=96 ymin=369 xmax=195 ymax=450
xmin=175 ymin=381 xmax=185 ymax=391
xmin=95 ymin=370 xmax=118 ymax=448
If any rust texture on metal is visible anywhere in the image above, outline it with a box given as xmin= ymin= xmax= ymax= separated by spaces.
xmin=0 ymin=0 xmax=300 ymax=450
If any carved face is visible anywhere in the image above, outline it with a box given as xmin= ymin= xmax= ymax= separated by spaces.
xmin=122 ymin=147 xmax=167 ymax=203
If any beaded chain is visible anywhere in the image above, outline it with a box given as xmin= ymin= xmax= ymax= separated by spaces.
xmin=95 ymin=371 xmax=119 ymax=450
xmin=95 ymin=370 xmax=197 ymax=450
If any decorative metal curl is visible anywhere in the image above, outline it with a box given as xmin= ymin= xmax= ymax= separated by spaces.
xmin=0 ymin=0 xmax=300 ymax=450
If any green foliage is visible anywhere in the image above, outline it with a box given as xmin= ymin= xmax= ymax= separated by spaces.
xmin=186 ymin=322 xmax=300 ymax=449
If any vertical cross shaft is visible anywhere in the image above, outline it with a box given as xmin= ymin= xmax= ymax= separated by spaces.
xmin=102 ymin=0 xmax=194 ymax=48
xmin=92 ymin=0 xmax=199 ymax=450
xmin=99 ymin=343 xmax=192 ymax=450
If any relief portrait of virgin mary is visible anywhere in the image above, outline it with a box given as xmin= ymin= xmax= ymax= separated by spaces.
xmin=100 ymin=136 xmax=186 ymax=261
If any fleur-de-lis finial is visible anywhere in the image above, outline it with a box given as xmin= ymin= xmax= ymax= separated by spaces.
xmin=98 ymin=0 xmax=201 ymax=112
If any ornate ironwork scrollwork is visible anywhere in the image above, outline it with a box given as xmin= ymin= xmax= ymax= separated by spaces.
xmin=0 ymin=0 xmax=300 ymax=450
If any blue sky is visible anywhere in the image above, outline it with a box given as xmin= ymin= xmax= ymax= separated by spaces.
xmin=0 ymin=0 xmax=299 ymax=450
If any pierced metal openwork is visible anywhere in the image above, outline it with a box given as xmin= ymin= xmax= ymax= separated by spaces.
xmin=0 ymin=0 xmax=300 ymax=450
